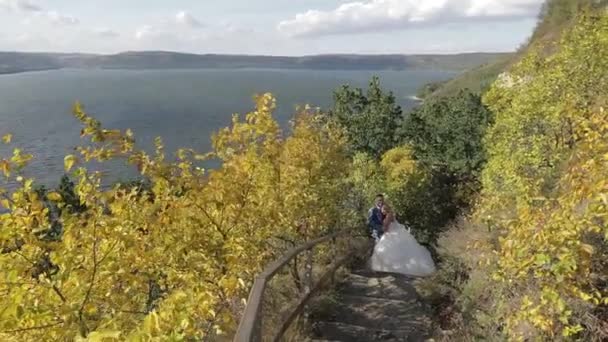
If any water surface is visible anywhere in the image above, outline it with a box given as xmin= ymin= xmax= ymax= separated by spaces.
xmin=0 ymin=68 xmax=455 ymax=187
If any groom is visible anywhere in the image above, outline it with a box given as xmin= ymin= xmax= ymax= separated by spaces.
xmin=367 ymin=194 xmax=385 ymax=242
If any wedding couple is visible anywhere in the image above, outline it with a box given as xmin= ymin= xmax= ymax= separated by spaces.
xmin=368 ymin=194 xmax=436 ymax=277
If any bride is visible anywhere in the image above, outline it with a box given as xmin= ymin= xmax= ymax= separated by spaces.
xmin=370 ymin=204 xmax=436 ymax=277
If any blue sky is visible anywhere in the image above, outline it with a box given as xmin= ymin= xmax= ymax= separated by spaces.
xmin=0 ymin=0 xmax=544 ymax=55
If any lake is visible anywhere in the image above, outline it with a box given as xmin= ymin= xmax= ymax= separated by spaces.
xmin=0 ymin=68 xmax=456 ymax=188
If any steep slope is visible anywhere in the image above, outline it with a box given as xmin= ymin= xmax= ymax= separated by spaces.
xmin=419 ymin=3 xmax=608 ymax=341
xmin=420 ymin=0 xmax=608 ymax=100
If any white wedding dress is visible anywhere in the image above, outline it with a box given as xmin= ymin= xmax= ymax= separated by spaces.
xmin=371 ymin=220 xmax=436 ymax=277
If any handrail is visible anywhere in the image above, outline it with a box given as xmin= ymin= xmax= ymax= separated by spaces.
xmin=271 ymin=250 xmax=357 ymax=342
xmin=233 ymin=230 xmax=365 ymax=342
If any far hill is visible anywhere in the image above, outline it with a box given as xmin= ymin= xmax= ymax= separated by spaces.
xmin=0 ymin=51 xmax=510 ymax=75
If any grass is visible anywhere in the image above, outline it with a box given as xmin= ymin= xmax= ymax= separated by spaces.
xmin=414 ymin=216 xmax=506 ymax=341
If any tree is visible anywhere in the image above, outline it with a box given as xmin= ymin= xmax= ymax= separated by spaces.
xmin=0 ymin=94 xmax=354 ymax=341
xmin=380 ymin=146 xmax=459 ymax=244
xmin=399 ymin=90 xmax=493 ymax=183
xmin=396 ymin=90 xmax=494 ymax=215
xmin=347 ymin=147 xmax=458 ymax=245
xmin=329 ymin=76 xmax=402 ymax=160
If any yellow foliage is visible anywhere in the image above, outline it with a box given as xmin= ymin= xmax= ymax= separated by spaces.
xmin=2 ymin=133 xmax=12 ymax=144
xmin=380 ymin=145 xmax=418 ymax=186
xmin=0 ymin=94 xmax=352 ymax=340
xmin=476 ymin=11 xmax=608 ymax=339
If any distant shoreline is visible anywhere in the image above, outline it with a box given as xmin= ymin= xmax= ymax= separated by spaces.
xmin=0 ymin=51 xmax=512 ymax=76
xmin=0 ymin=66 xmax=461 ymax=77
xmin=0 ymin=67 xmax=61 ymax=76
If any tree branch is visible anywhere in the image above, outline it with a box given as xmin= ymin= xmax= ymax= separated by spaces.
xmin=0 ymin=192 xmax=14 ymax=205
xmin=194 ymin=203 xmax=227 ymax=240
xmin=78 ymin=223 xmax=100 ymax=337
xmin=119 ymin=309 xmax=147 ymax=315
xmin=52 ymin=284 xmax=67 ymax=303
xmin=2 ymin=321 xmax=63 ymax=334
xmin=98 ymin=239 xmax=119 ymax=265
xmin=225 ymin=175 xmax=254 ymax=235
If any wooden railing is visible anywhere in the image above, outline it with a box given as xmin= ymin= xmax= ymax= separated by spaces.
xmin=233 ymin=230 xmax=371 ymax=342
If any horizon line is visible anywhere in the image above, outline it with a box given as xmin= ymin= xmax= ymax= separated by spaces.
xmin=0 ymin=49 xmax=515 ymax=58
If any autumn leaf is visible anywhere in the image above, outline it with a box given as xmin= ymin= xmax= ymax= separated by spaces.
xmin=47 ymin=192 xmax=62 ymax=202
xmin=64 ymin=154 xmax=77 ymax=172
xmin=2 ymin=133 xmax=12 ymax=144
xmin=85 ymin=330 xmax=121 ymax=342
xmin=0 ymin=160 xmax=9 ymax=177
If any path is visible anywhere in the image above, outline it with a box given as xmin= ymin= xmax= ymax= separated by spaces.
xmin=307 ymin=268 xmax=434 ymax=342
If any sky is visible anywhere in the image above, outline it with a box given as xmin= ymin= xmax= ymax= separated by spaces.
xmin=0 ymin=0 xmax=546 ymax=56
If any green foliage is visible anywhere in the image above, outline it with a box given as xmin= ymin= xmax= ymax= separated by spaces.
xmin=389 ymin=90 xmax=494 ymax=244
xmin=337 ymin=82 xmax=491 ymax=245
xmin=329 ymin=76 xmax=402 ymax=160
xmin=416 ymin=81 xmax=447 ymax=99
xmin=420 ymin=56 xmax=512 ymax=100
xmin=57 ymin=175 xmax=87 ymax=213
xmin=399 ymin=90 xmax=493 ymax=182
xmin=392 ymin=172 xmax=461 ymax=245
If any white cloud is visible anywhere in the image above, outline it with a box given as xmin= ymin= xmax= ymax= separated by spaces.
xmin=15 ymin=0 xmax=41 ymax=12
xmin=94 ymin=28 xmax=119 ymax=38
xmin=175 ymin=11 xmax=203 ymax=28
xmin=134 ymin=25 xmax=156 ymax=40
xmin=219 ymin=21 xmax=255 ymax=35
xmin=0 ymin=0 xmax=79 ymax=26
xmin=278 ymin=0 xmax=543 ymax=37
xmin=46 ymin=11 xmax=79 ymax=25
xmin=0 ymin=0 xmax=40 ymax=12
xmin=134 ymin=24 xmax=198 ymax=44
xmin=134 ymin=11 xmax=206 ymax=45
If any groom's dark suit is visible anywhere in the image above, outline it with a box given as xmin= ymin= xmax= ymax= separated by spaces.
xmin=367 ymin=205 xmax=384 ymax=241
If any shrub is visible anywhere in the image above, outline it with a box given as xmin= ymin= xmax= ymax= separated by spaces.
xmin=329 ymin=76 xmax=402 ymax=160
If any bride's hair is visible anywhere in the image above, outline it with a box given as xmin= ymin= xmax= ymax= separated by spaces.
xmin=381 ymin=204 xmax=392 ymax=214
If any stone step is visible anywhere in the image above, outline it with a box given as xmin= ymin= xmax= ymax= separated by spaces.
xmin=307 ymin=267 xmax=435 ymax=342
xmin=324 ymin=294 xmax=432 ymax=332
xmin=312 ymin=321 xmax=427 ymax=342
xmin=338 ymin=273 xmax=420 ymax=301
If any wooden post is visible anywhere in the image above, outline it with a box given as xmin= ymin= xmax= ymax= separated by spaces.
xmin=330 ymin=236 xmax=337 ymax=286
xmin=303 ymin=246 xmax=313 ymax=320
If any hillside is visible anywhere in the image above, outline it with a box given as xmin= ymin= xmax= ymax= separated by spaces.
xmin=0 ymin=52 xmax=62 ymax=74
xmin=409 ymin=1 xmax=608 ymax=340
xmin=419 ymin=0 xmax=608 ymax=99
xmin=416 ymin=55 xmax=511 ymax=99
xmin=0 ymin=51 xmax=509 ymax=75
